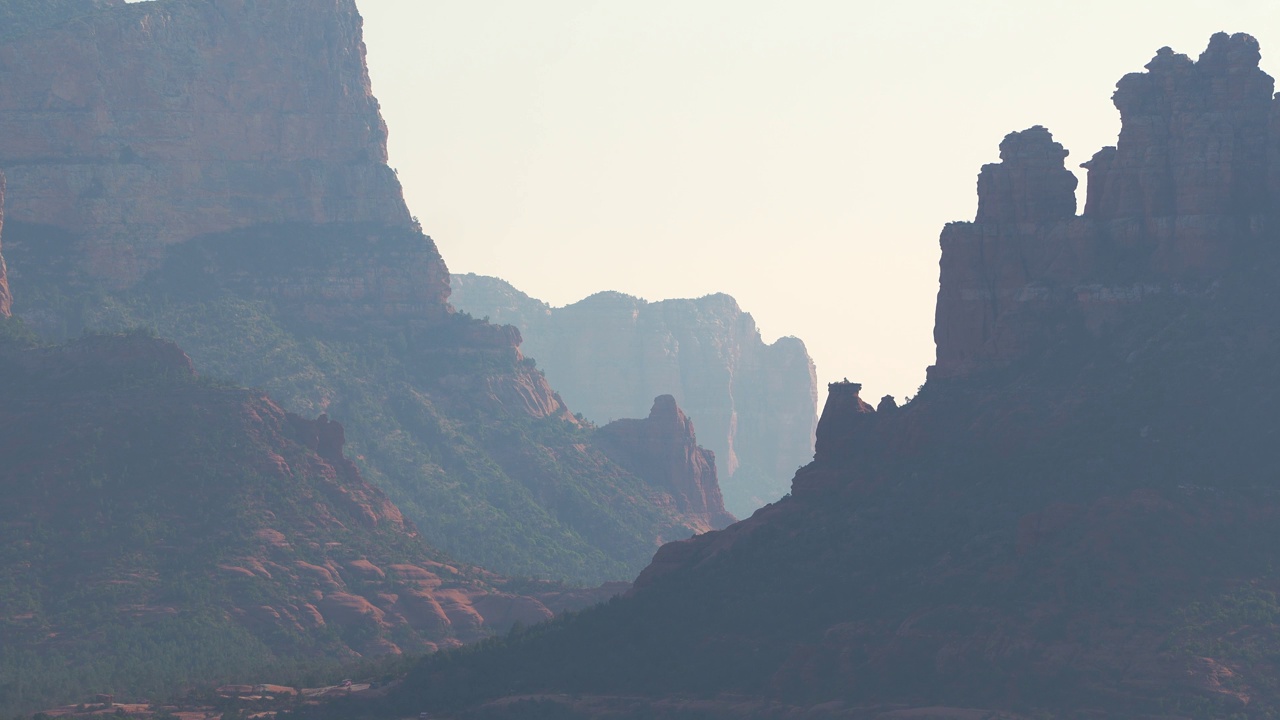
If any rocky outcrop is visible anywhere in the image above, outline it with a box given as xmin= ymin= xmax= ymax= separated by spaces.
xmin=450 ymin=274 xmax=819 ymax=517
xmin=596 ymin=396 xmax=735 ymax=531
xmin=812 ymin=380 xmax=876 ymax=457
xmin=975 ymin=125 xmax=1078 ymax=224
xmin=933 ymin=32 xmax=1278 ymax=379
xmin=0 ymin=0 xmax=414 ymax=287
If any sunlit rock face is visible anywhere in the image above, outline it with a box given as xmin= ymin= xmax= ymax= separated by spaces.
xmin=933 ymin=32 xmax=1279 ymax=380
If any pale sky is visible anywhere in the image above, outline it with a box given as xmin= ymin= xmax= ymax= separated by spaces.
xmin=358 ymin=1 xmax=1280 ymax=401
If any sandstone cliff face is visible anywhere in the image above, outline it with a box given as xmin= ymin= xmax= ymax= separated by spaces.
xmin=0 ymin=0 xmax=413 ymax=287
xmin=450 ymin=274 xmax=819 ymax=518
xmin=934 ymin=32 xmax=1279 ymax=379
xmin=596 ymin=395 xmax=735 ymax=531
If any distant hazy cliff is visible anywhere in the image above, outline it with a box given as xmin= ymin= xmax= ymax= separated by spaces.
xmin=450 ymin=274 xmax=818 ymax=517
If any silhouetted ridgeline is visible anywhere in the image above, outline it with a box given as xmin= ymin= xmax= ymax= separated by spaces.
xmin=378 ymin=33 xmax=1280 ymax=719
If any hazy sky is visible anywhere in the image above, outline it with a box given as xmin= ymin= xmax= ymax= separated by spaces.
xmin=358 ymin=1 xmax=1280 ymax=400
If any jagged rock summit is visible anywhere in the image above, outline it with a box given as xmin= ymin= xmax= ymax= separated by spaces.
xmin=935 ymin=31 xmax=1277 ymax=379
xmin=393 ymin=33 xmax=1280 ymax=719
xmin=597 ymin=395 xmax=735 ymax=531
xmin=449 ymin=274 xmax=819 ymax=518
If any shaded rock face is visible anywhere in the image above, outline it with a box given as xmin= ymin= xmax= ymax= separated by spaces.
xmin=934 ymin=32 xmax=1278 ymax=379
xmin=450 ymin=274 xmax=819 ymax=518
xmin=975 ymin=125 xmax=1078 ymax=224
xmin=0 ymin=0 xmax=413 ymax=287
xmin=812 ymin=381 xmax=875 ymax=457
xmin=596 ymin=396 xmax=735 ymax=531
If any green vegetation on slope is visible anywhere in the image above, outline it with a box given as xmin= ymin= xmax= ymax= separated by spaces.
xmin=5 ymin=222 xmax=701 ymax=584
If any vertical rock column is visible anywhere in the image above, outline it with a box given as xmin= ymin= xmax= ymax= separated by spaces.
xmin=932 ymin=126 xmax=1079 ymax=378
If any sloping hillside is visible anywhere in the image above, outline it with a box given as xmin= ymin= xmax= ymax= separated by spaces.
xmin=0 ymin=328 xmax=622 ymax=714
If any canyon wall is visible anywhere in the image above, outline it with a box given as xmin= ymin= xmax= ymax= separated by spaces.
xmin=450 ymin=274 xmax=819 ymax=518
xmin=0 ymin=0 xmax=429 ymax=306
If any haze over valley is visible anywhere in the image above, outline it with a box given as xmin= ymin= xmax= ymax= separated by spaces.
xmin=7 ymin=2 xmax=1280 ymax=719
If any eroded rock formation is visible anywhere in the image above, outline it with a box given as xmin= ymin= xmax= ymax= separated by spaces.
xmin=450 ymin=274 xmax=819 ymax=517
xmin=934 ymin=32 xmax=1280 ymax=379
xmin=596 ymin=395 xmax=735 ymax=531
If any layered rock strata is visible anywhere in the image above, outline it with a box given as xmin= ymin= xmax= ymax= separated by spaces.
xmin=450 ymin=274 xmax=819 ymax=517
xmin=596 ymin=395 xmax=735 ymax=531
xmin=934 ymin=32 xmax=1278 ymax=379
xmin=0 ymin=0 xmax=414 ymax=287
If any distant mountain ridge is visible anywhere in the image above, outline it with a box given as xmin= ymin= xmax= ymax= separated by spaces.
xmin=450 ymin=273 xmax=818 ymax=517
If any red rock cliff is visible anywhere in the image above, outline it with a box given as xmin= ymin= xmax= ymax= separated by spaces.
xmin=0 ymin=0 xmax=414 ymax=285
xmin=596 ymin=395 xmax=736 ymax=531
xmin=933 ymin=32 xmax=1277 ymax=379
